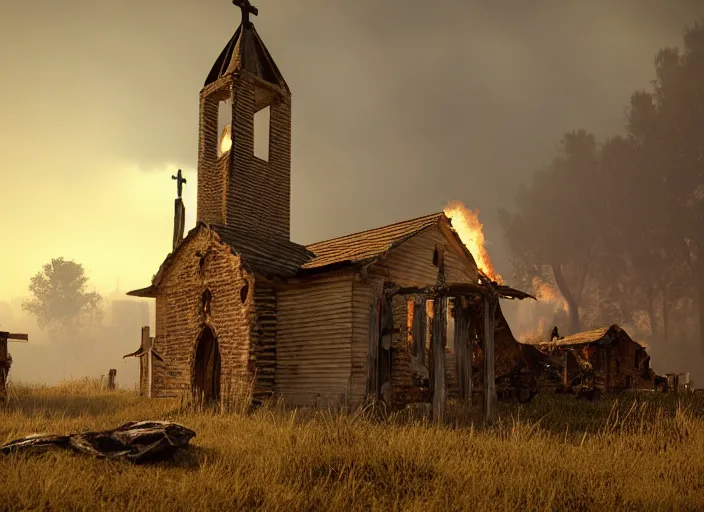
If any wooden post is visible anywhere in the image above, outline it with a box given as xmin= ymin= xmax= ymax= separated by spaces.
xmin=412 ymin=297 xmax=426 ymax=365
xmin=107 ymin=369 xmax=117 ymax=390
xmin=431 ymin=297 xmax=448 ymax=423
xmin=483 ymin=296 xmax=497 ymax=422
xmin=431 ymin=246 xmax=447 ymax=423
xmin=379 ymin=295 xmax=395 ymax=405
xmin=0 ymin=334 xmax=7 ymax=402
xmin=562 ymin=352 xmax=568 ymax=389
xmin=141 ymin=326 xmax=152 ymax=398
xmin=173 ymin=198 xmax=186 ymax=249
xmin=454 ymin=297 xmax=472 ymax=404
xmin=366 ymin=298 xmax=381 ymax=402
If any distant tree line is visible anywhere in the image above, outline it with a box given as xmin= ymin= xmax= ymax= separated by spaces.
xmin=499 ymin=21 xmax=704 ymax=352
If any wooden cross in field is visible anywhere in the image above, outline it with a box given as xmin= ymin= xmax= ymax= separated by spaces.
xmin=0 ymin=331 xmax=28 ymax=401
xmin=233 ymin=0 xmax=258 ymax=27
xmin=123 ymin=326 xmax=164 ymax=398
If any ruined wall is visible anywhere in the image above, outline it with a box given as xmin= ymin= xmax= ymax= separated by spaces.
xmin=350 ymin=282 xmax=464 ymax=408
xmin=606 ymin=339 xmax=653 ymax=389
xmin=153 ymin=227 xmax=253 ymax=398
xmin=276 ymin=273 xmax=354 ymax=407
xmin=537 ymin=338 xmax=655 ymax=392
xmin=390 ymin=295 xmax=415 ymax=406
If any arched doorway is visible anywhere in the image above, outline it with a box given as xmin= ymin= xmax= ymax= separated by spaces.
xmin=193 ymin=326 xmax=221 ymax=404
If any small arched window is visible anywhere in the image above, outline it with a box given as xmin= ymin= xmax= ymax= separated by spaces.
xmin=201 ymin=289 xmax=213 ymax=317
xmin=240 ymin=282 xmax=250 ymax=304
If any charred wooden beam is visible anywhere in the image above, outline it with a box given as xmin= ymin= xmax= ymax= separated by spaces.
xmin=392 ymin=283 xmax=484 ymax=298
xmin=431 ymin=247 xmax=447 ymax=424
xmin=431 ymin=299 xmax=447 ymax=423
xmin=412 ymin=297 xmax=426 ymax=365
xmin=389 ymin=283 xmax=536 ymax=301
xmin=379 ymin=295 xmax=394 ymax=406
xmin=0 ymin=332 xmax=28 ymax=342
xmin=454 ymin=299 xmax=472 ymax=404
xmin=483 ymin=295 xmax=497 ymax=422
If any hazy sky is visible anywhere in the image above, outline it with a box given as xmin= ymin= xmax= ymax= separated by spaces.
xmin=1 ymin=0 xmax=702 ymax=304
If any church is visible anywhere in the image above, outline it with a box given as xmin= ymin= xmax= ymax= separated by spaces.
xmin=128 ymin=1 xmax=533 ymax=419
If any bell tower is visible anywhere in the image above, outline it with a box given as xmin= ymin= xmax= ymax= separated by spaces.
xmin=197 ymin=0 xmax=291 ymax=245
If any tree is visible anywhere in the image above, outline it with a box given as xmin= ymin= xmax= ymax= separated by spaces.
xmin=498 ymin=129 xmax=603 ymax=334
xmin=623 ymin=22 xmax=704 ymax=350
xmin=501 ymin=21 xmax=704 ymax=351
xmin=22 ymin=258 xmax=103 ymax=341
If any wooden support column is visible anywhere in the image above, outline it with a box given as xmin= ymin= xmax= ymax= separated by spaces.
xmin=0 ymin=335 xmax=7 ymax=402
xmin=454 ymin=297 xmax=472 ymax=404
xmin=432 ymin=296 xmax=448 ymax=423
xmin=483 ymin=295 xmax=497 ymax=422
xmin=366 ymin=297 xmax=381 ymax=402
xmin=379 ymin=295 xmax=395 ymax=406
xmin=431 ymin=245 xmax=447 ymax=424
xmin=141 ymin=326 xmax=152 ymax=398
xmin=412 ymin=297 xmax=427 ymax=365
xmin=562 ymin=352 xmax=568 ymax=389
xmin=107 ymin=369 xmax=117 ymax=390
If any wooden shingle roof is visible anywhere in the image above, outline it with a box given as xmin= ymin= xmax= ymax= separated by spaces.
xmin=530 ymin=324 xmax=643 ymax=348
xmin=204 ymin=22 xmax=288 ymax=92
xmin=301 ymin=212 xmax=447 ymax=272
xmin=211 ymin=224 xmax=313 ymax=278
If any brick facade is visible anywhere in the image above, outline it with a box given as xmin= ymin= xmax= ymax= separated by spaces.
xmin=152 ymin=227 xmax=254 ymax=398
xmin=197 ymin=73 xmax=291 ymax=246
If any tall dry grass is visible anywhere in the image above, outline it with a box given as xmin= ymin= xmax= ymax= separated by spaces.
xmin=1 ymin=381 xmax=704 ymax=511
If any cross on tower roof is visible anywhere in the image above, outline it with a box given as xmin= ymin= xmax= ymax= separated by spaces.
xmin=171 ymin=169 xmax=187 ymax=199
xmin=233 ymin=0 xmax=258 ymax=27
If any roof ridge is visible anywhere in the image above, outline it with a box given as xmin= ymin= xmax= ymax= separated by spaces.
xmin=305 ymin=211 xmax=445 ymax=248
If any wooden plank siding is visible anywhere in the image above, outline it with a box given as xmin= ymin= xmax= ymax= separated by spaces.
xmin=350 ymin=275 xmax=376 ymax=406
xmin=369 ymin=225 xmax=478 ymax=287
xmin=276 ymin=273 xmax=355 ymax=407
xmin=251 ymin=281 xmax=277 ymax=401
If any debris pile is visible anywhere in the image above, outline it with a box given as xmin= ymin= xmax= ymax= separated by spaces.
xmin=0 ymin=421 xmax=196 ymax=463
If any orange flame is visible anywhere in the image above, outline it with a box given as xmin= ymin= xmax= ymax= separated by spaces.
xmin=532 ymin=276 xmax=568 ymax=313
xmin=444 ymin=201 xmax=503 ymax=284
xmin=219 ymin=124 xmax=233 ymax=155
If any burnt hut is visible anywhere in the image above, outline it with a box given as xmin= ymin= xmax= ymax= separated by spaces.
xmin=527 ymin=324 xmax=655 ymax=392
xmin=127 ymin=2 xmax=533 ymax=419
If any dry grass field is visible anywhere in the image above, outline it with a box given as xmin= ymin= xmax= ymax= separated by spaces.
xmin=1 ymin=381 xmax=704 ymax=511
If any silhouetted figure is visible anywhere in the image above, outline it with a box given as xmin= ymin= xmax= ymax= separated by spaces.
xmin=550 ymin=325 xmax=560 ymax=341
